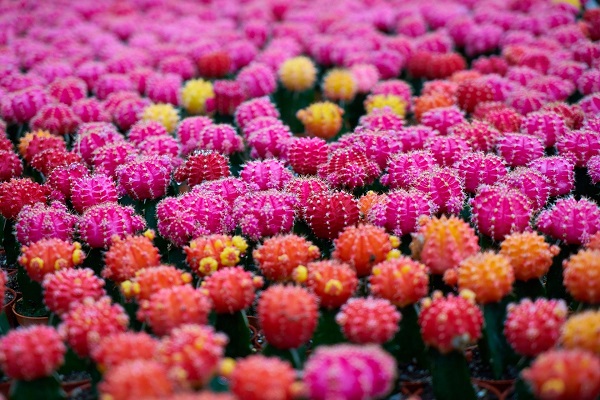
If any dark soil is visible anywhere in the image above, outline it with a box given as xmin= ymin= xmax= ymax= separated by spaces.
xmin=3 ymin=289 xmax=14 ymax=307
xmin=14 ymin=299 xmax=49 ymax=318
xmin=468 ymin=347 xmax=519 ymax=381
xmin=68 ymin=386 xmax=95 ymax=400
xmin=397 ymin=361 xmax=430 ymax=383
xmin=59 ymin=371 xmax=91 ymax=383
xmin=6 ymin=272 xmax=19 ymax=293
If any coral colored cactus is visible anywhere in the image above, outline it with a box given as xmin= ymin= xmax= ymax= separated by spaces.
xmin=452 ymin=252 xmax=515 ymax=304
xmin=0 ymin=149 xmax=23 ymax=181
xmin=413 ymin=94 xmax=455 ymax=122
xmin=504 ymin=298 xmax=568 ymax=356
xmin=295 ymin=260 xmax=358 ymax=309
xmin=410 ymin=216 xmax=480 ymax=275
xmin=0 ymin=178 xmax=47 ymax=220
xmin=528 ymin=156 xmax=575 ymax=197
xmin=0 ymin=326 xmax=66 ymax=381
xmin=500 ymin=231 xmax=559 ymax=281
xmin=419 ymin=291 xmax=484 ymax=353
xmin=536 ymin=198 xmax=600 ymax=246
xmin=305 ymin=190 xmax=360 ymax=240
xmin=15 ymin=202 xmax=77 ymax=245
xmin=99 ymin=360 xmax=175 ymax=400
xmin=563 ymin=249 xmax=600 ymax=304
xmin=411 ymin=167 xmax=465 ymax=215
xmin=297 ymin=102 xmax=344 ymax=140
xmin=197 ymin=51 xmax=231 ymax=79
xmin=19 ymin=238 xmax=84 ymax=282
xmin=103 ymin=232 xmax=160 ymax=283
xmin=70 ymin=173 xmax=119 ymax=213
xmin=332 ymin=224 xmax=397 ymax=277
xmin=471 ymin=185 xmax=533 ymax=241
xmin=141 ymin=103 xmax=180 ymax=133
xmin=522 ymin=350 xmax=600 ymax=400
xmin=175 ymin=151 xmax=230 ymax=187
xmin=116 ymin=155 xmax=173 ymax=201
xmin=336 ymin=297 xmax=401 ymax=344
xmin=370 ymin=257 xmax=429 ymax=307
xmin=202 ymin=267 xmax=262 ymax=313
xmin=253 ymin=234 xmax=320 ymax=282
xmin=78 ymin=203 xmax=146 ymax=248
xmin=60 ymin=297 xmax=129 ymax=357
xmin=286 ymin=137 xmax=328 ymax=175
xmin=157 ymin=324 xmax=227 ymax=388
xmin=258 ymin=285 xmax=318 ymax=349
xmin=42 ymin=268 xmax=105 ymax=316
xmin=121 ymin=265 xmax=193 ymax=302
xmin=240 ymin=159 xmax=293 ymax=191
xmin=230 ymin=355 xmax=296 ymax=400
xmin=450 ymin=120 xmax=500 ymax=153
xmin=185 ymin=235 xmax=248 ymax=277
xmin=233 ymin=191 xmax=296 ymax=240
xmin=278 ymin=56 xmax=317 ymax=92
xmin=91 ymin=332 xmax=158 ymax=372
xmin=138 ymin=285 xmax=213 ymax=336
xmin=303 ymin=344 xmax=397 ymax=400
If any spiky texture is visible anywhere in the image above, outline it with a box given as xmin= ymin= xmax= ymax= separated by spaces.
xmin=0 ymin=326 xmax=65 ymax=381
xmin=542 ymin=102 xmax=584 ymax=130
xmin=370 ymin=257 xmax=429 ymax=308
xmin=91 ymin=142 xmax=137 ymax=178
xmin=317 ymin=146 xmax=381 ymax=190
xmin=253 ymin=234 xmax=320 ymax=282
xmin=482 ymin=107 xmax=522 ymax=133
xmin=380 ymin=150 xmax=437 ymax=189
xmin=556 ymin=129 xmax=600 ymax=167
xmin=47 ymin=162 xmax=89 ymax=201
xmin=237 ymin=62 xmax=277 ymax=98
xmin=258 ymin=285 xmax=318 ymax=349
xmin=48 ymin=77 xmax=87 ymax=106
xmin=0 ymin=149 xmax=22 ymax=181
xmin=112 ymin=97 xmax=151 ymax=131
xmin=413 ymin=94 xmax=455 ymax=122
xmin=74 ymin=123 xmax=123 ymax=164
xmin=194 ymin=124 xmax=244 ymax=156
xmin=331 ymin=130 xmax=403 ymax=170
xmin=297 ymin=102 xmax=344 ymax=140
xmin=368 ymin=189 xmax=435 ymax=237
xmin=528 ymin=156 xmax=575 ymax=197
xmin=537 ymin=198 xmax=600 ymax=246
xmin=103 ymin=232 xmax=161 ymax=283
xmin=449 ymin=121 xmax=500 ymax=152
xmin=146 ymin=73 xmax=181 ymax=106
xmin=295 ymin=260 xmax=358 ymax=309
xmin=520 ymin=111 xmax=568 ymax=148
xmin=322 ymin=69 xmax=357 ymax=102
xmin=454 ymin=152 xmax=506 ymax=194
xmin=408 ymin=51 xmax=466 ymax=80
xmin=233 ymin=190 xmax=296 ymax=240
xmin=234 ymin=97 xmax=280 ymax=131
xmin=138 ymin=286 xmax=212 ymax=336
xmin=452 ymin=252 xmax=515 ymax=304
xmin=241 ymin=116 xmax=284 ymax=139
xmin=43 ymin=268 xmax=105 ymax=316
xmin=357 ymin=108 xmax=405 ymax=132
xmin=336 ymin=297 xmax=400 ymax=344
xmin=241 ymin=159 xmax=293 ymax=192
xmin=197 ymin=51 xmax=231 ymax=79
xmin=30 ymin=148 xmax=82 ymax=176
xmin=247 ymin=123 xmax=292 ymax=159
xmin=303 ymin=344 xmax=397 ymax=400
xmin=91 ymin=332 xmax=158 ymax=372
xmin=99 ymin=360 xmax=174 ymax=400
xmin=0 ymin=178 xmax=47 ymax=220
xmin=15 ymin=202 xmax=77 ymax=245
xmin=305 ymin=191 xmax=359 ymax=240
xmin=522 ymin=350 xmax=600 ymax=400
xmin=230 ymin=355 xmax=296 ymax=400
xmin=471 ymin=185 xmax=533 ymax=241
xmin=29 ymin=103 xmax=80 ymax=136
xmin=70 ymin=173 xmax=119 ymax=213
xmin=19 ymin=238 xmax=84 ymax=282
xmin=175 ymin=151 xmax=229 ymax=187
xmin=589 ymin=155 xmax=600 ymax=184
xmin=496 ymin=133 xmax=545 ymax=168
xmin=563 ymin=249 xmax=600 ymax=304
xmin=121 ymin=265 xmax=193 ymax=302
xmin=202 ymin=267 xmax=262 ymax=313
xmin=128 ymin=120 xmax=169 ymax=146
xmin=93 ymin=73 xmax=134 ymax=100
xmin=419 ymin=291 xmax=483 ymax=353
xmin=411 ymin=167 xmax=465 ymax=215
xmin=502 ymin=168 xmax=550 ymax=211
xmin=1 ymin=87 xmax=52 ymax=124
xmin=60 ymin=297 xmax=129 ymax=357
xmin=283 ymin=177 xmax=329 ymax=220
xmin=500 ymin=231 xmax=559 ymax=281
xmin=278 ymin=56 xmax=317 ymax=92
xmin=561 ymin=311 xmax=600 ymax=355
xmin=287 ymin=137 xmax=328 ymax=175
xmin=116 ymin=155 xmax=172 ymax=201
xmin=425 ymin=135 xmax=470 ymax=167
xmin=579 ymin=93 xmax=600 ymax=118
xmin=421 ymin=106 xmax=466 ymax=135
xmin=504 ymin=298 xmax=568 ymax=357
xmin=78 ymin=203 xmax=145 ymax=248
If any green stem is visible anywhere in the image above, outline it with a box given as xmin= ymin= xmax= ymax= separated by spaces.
xmin=214 ymin=310 xmax=252 ymax=358
xmin=428 ymin=348 xmax=477 ymax=400
xmin=262 ymin=344 xmax=305 ymax=369
xmin=385 ymin=305 xmax=427 ymax=366
xmin=3 ymin=219 xmax=18 ymax=266
xmin=312 ymin=308 xmax=345 ymax=347
xmin=481 ymin=298 xmax=516 ymax=379
xmin=0 ymin=312 xmax=10 ymax=336
xmin=16 ymin=266 xmax=43 ymax=304
xmin=10 ymin=374 xmax=66 ymax=400
xmin=546 ymin=243 xmax=576 ymax=300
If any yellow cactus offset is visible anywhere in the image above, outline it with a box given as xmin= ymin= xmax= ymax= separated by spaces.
xmin=322 ymin=69 xmax=358 ymax=103
xmin=181 ymin=79 xmax=215 ymax=115
xmin=141 ymin=103 xmax=180 ymax=133
xmin=364 ymin=94 xmax=407 ymax=117
xmin=278 ymin=56 xmax=317 ymax=92
xmin=560 ymin=311 xmax=600 ymax=355
xmin=296 ymin=101 xmax=344 ymax=140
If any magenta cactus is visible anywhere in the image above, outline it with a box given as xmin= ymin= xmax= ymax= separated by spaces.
xmin=138 ymin=135 xmax=181 ymax=163
xmin=241 ymin=116 xmax=285 ymax=139
xmin=357 ymin=108 xmax=405 ymax=132
xmin=128 ymin=120 xmax=169 ymax=146
xmin=1 ymin=87 xmax=52 ymax=124
xmin=15 ymin=202 xmax=78 ymax=245
xmin=368 ymin=189 xmax=436 ymax=236
xmin=112 ymin=97 xmax=150 ymax=131
xmin=234 ymin=96 xmax=280 ymax=130
xmin=317 ymin=146 xmax=381 ymax=191
xmin=556 ymin=129 xmax=600 ymax=167
xmin=549 ymin=60 xmax=586 ymax=84
xmin=286 ymin=137 xmax=329 ymax=175
xmin=158 ymin=55 xmax=195 ymax=81
xmin=30 ymin=104 xmax=81 ymax=136
xmin=536 ymin=197 xmax=600 ymax=245
xmin=330 ymin=130 xmax=403 ymax=170
xmin=471 ymin=184 xmax=533 ymax=241
xmin=588 ymin=155 xmax=600 ymax=184
xmin=483 ymin=107 xmax=523 ymax=133
xmin=91 ymin=142 xmax=138 ymax=178
xmin=0 ymin=149 xmax=23 ymax=181
xmin=496 ymin=133 xmax=545 ymax=167
xmin=578 ymin=93 xmax=600 ymax=118
xmin=527 ymin=75 xmax=575 ymax=102
xmin=284 ymin=177 xmax=330 ymax=220
xmin=449 ymin=120 xmax=500 ymax=153
xmin=381 ymin=150 xmax=437 ymax=189
xmin=194 ymin=177 xmax=249 ymax=208
xmin=70 ymin=174 xmax=119 ymax=213
xmin=501 ymin=168 xmax=550 ymax=212
xmin=46 ymin=163 xmax=90 ymax=202
xmin=394 ymin=126 xmax=438 ymax=152
xmin=233 ymin=190 xmax=297 ymax=240
xmin=175 ymin=116 xmax=213 ymax=155
xmin=93 ymin=73 xmax=134 ymax=100
xmin=303 ymin=344 xmax=397 ymax=400
xmin=421 ymin=106 xmax=466 ymax=135
xmin=71 ymin=98 xmax=112 ymax=124
xmin=577 ymin=69 xmax=600 ymax=96
xmin=528 ymin=156 xmax=575 ymax=197
xmin=116 ymin=155 xmax=173 ymax=201
xmin=520 ymin=111 xmax=568 ymax=148
xmin=78 ymin=203 xmax=146 ymax=248
xmin=237 ymin=62 xmax=277 ymax=98
xmin=48 ymin=77 xmax=87 ymax=106
xmin=213 ymin=80 xmax=247 ymax=116
xmin=411 ymin=167 xmax=465 ymax=215
xmin=240 ymin=159 xmax=293 ymax=191
xmin=247 ymin=124 xmax=292 ymax=159
xmin=74 ymin=123 xmax=124 ymax=165
xmin=371 ymin=80 xmax=412 ymax=104
xmin=425 ymin=135 xmax=470 ymax=167
xmin=454 ymin=152 xmax=507 ymax=194
xmin=192 ymin=124 xmax=243 ymax=156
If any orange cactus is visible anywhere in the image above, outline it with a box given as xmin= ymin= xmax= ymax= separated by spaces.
xmin=563 ymin=249 xmax=600 ymax=304
xmin=453 ymin=252 xmax=515 ymax=304
xmin=99 ymin=359 xmax=175 ymax=400
xmin=500 ymin=231 xmax=559 ymax=281
xmin=358 ymin=191 xmax=387 ymax=219
xmin=560 ymin=311 xmax=600 ymax=355
xmin=201 ymin=267 xmax=263 ymax=313
xmin=121 ymin=265 xmax=193 ymax=301
xmin=91 ymin=332 xmax=158 ymax=372
xmin=296 ymin=102 xmax=344 ymax=140
xmin=413 ymin=93 xmax=455 ymax=121
xmin=586 ymin=231 xmax=600 ymax=250
xmin=293 ymin=260 xmax=358 ymax=309
xmin=184 ymin=235 xmax=248 ymax=277
xmin=410 ymin=216 xmax=480 ymax=275
xmin=103 ymin=231 xmax=161 ymax=283
xmin=253 ymin=234 xmax=320 ymax=282
xmin=370 ymin=256 xmax=430 ymax=308
xmin=230 ymin=355 xmax=297 ymax=400
xmin=18 ymin=238 xmax=84 ymax=282
xmin=332 ymin=224 xmax=399 ymax=278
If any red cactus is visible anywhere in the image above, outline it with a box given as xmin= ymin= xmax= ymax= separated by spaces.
xmin=230 ymin=355 xmax=296 ymax=400
xmin=253 ymin=234 xmax=320 ymax=282
xmin=202 ymin=267 xmax=263 ymax=313
xmin=336 ymin=297 xmax=401 ymax=344
xmin=305 ymin=190 xmax=359 ymax=240
xmin=91 ymin=332 xmax=158 ymax=372
xmin=370 ymin=257 xmax=429 ymax=308
xmin=174 ymin=151 xmax=230 ymax=187
xmin=0 ymin=178 xmax=47 ymax=220
xmin=43 ymin=268 xmax=105 ymax=316
xmin=98 ymin=360 xmax=174 ymax=400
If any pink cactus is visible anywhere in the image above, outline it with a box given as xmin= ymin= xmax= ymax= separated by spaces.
xmin=471 ymin=185 xmax=533 ymax=241
xmin=240 ymin=159 xmax=293 ymax=191
xmin=138 ymin=135 xmax=181 ymax=163
xmin=393 ymin=126 xmax=438 ymax=153
xmin=588 ymin=155 xmax=600 ymax=184
xmin=48 ymin=77 xmax=87 ymax=106
xmin=520 ymin=111 xmax=568 ymax=148
xmin=528 ymin=156 xmax=575 ymax=197
xmin=556 ymin=129 xmax=600 ymax=167
xmin=536 ymin=197 xmax=600 ymax=245
xmin=74 ymin=123 xmax=124 ymax=164
xmin=91 ymin=142 xmax=138 ymax=178
xmin=247 ymin=124 xmax=292 ymax=159
xmin=128 ymin=120 xmax=169 ymax=146
xmin=194 ymin=177 xmax=249 ymax=208
xmin=112 ymin=97 xmax=151 ymax=131
xmin=241 ymin=116 xmax=284 ymax=139
xmin=284 ymin=177 xmax=330 ymax=220
xmin=496 ymin=133 xmax=545 ymax=167
xmin=237 ymin=62 xmax=277 ymax=98
xmin=357 ymin=108 xmax=405 ymax=132
xmin=234 ymin=97 xmax=280 ymax=130
xmin=0 ymin=149 xmax=23 ymax=181
xmin=233 ymin=190 xmax=297 ymax=240
xmin=425 ymin=135 xmax=470 ymax=167
xmin=43 ymin=268 xmax=106 ymax=316
xmin=146 ymin=73 xmax=182 ymax=105
xmin=527 ymin=75 xmax=575 ymax=102
xmin=193 ymin=124 xmax=244 ymax=156
xmin=78 ymin=203 xmax=146 ymax=248
xmin=158 ymin=55 xmax=195 ymax=81
xmin=578 ymin=93 xmax=600 ymax=118
xmin=70 ymin=174 xmax=119 ymax=213
xmin=116 ymin=155 xmax=173 ymax=201
xmin=174 ymin=151 xmax=230 ymax=187
xmin=76 ymin=61 xmax=107 ymax=91
xmin=46 ymin=162 xmax=89 ymax=202
xmin=577 ymin=69 xmax=600 ymax=96
xmin=72 ymin=98 xmax=112 ymax=124
xmin=368 ymin=189 xmax=435 ymax=236
xmin=549 ymin=61 xmax=587 ymax=85
xmin=15 ymin=202 xmax=78 ymax=245
xmin=501 ymin=168 xmax=550 ymax=211
xmin=317 ymin=146 xmax=381 ymax=190
xmin=213 ymin=80 xmax=246 ymax=116
xmin=336 ymin=297 xmax=401 ymax=344
xmin=454 ymin=152 xmax=507 ymax=194
xmin=1 ymin=87 xmax=52 ymax=124
xmin=93 ymin=73 xmax=134 ymax=100
xmin=175 ymin=116 xmax=213 ymax=155
xmin=286 ymin=137 xmax=328 ymax=175
xmin=421 ymin=106 xmax=466 ymax=135
xmin=449 ymin=120 xmax=501 ymax=153
xmin=330 ymin=130 xmax=403 ymax=170
xmin=29 ymin=103 xmax=81 ymax=136
xmin=411 ymin=167 xmax=465 ymax=215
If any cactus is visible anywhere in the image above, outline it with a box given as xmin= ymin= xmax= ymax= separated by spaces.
xmin=421 ymin=106 xmax=466 ymax=135
xmin=15 ymin=202 xmax=77 ymax=245
xmin=103 ymin=232 xmax=161 ymax=283
xmin=184 ymin=234 xmax=248 ymax=278
xmin=18 ymin=238 xmax=84 ymax=283
xmin=237 ymin=63 xmax=277 ymax=98
xmin=425 ymin=135 xmax=470 ymax=167
xmin=230 ymin=356 xmax=297 ymax=400
xmin=500 ymin=231 xmax=559 ymax=283
xmin=70 ymin=174 xmax=119 ymax=213
xmin=175 ymin=151 xmax=230 ymax=187
xmin=336 ymin=297 xmax=401 ymax=344
xmin=91 ymin=332 xmax=158 ymax=371
xmin=528 ymin=156 xmax=575 ymax=197
xmin=175 ymin=116 xmax=213 ymax=155
xmin=99 ymin=360 xmax=174 ymax=400
xmin=0 ymin=178 xmax=47 ymax=220
xmin=78 ymin=203 xmax=146 ymax=248
xmin=116 ymin=155 xmax=172 ymax=201
xmin=253 ymin=234 xmax=320 ymax=282
xmin=563 ymin=249 xmax=600 ymax=304
xmin=233 ymin=191 xmax=296 ymax=240
xmin=246 ymin=124 xmax=292 ymax=159
xmin=120 ymin=265 xmax=192 ymax=302
xmin=42 ymin=268 xmax=105 ymax=316
xmin=286 ymin=137 xmax=328 ymax=175
xmin=240 ymin=159 xmax=293 ymax=191
xmin=536 ymin=197 xmax=600 ymax=246
xmin=496 ymin=133 xmax=545 ymax=168
xmin=454 ymin=152 xmax=507 ymax=194
xmin=305 ymin=190 xmax=360 ymax=240
xmin=520 ymin=111 xmax=568 ymax=148
xmin=412 ymin=167 xmax=465 ymax=215
xmin=141 ymin=103 xmax=180 ymax=133
xmin=213 ymin=80 xmax=246 ymax=116
xmin=234 ymin=97 xmax=280 ymax=131
xmin=297 ymin=102 xmax=344 ymax=140
xmin=278 ymin=56 xmax=317 ymax=92
xmin=181 ymin=79 xmax=215 ymax=116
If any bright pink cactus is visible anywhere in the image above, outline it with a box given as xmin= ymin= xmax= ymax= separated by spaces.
xmin=536 ymin=197 xmax=600 ymax=245
xmin=74 ymin=123 xmax=124 ymax=164
xmin=213 ymin=80 xmax=246 ymax=116
xmin=175 ymin=116 xmax=213 ymax=155
xmin=195 ymin=124 xmax=244 ymax=156
xmin=234 ymin=96 xmax=280 ymax=130
xmin=304 ymin=190 xmax=360 ymax=240
xmin=240 ymin=159 xmax=293 ymax=191
xmin=43 ymin=268 xmax=106 ymax=316
xmin=471 ymin=185 xmax=533 ymax=241
xmin=528 ymin=156 xmax=575 ymax=197
xmin=1 ymin=86 xmax=52 ymax=124
xmin=48 ymin=77 xmax=87 ymax=106
xmin=70 ymin=174 xmax=119 ymax=213
xmin=0 ymin=149 xmax=23 ymax=181
xmin=496 ymin=133 xmax=545 ymax=167
xmin=116 ymin=155 xmax=173 ymax=201
xmin=46 ymin=162 xmax=89 ymax=201
xmin=520 ymin=111 xmax=568 ymax=148
xmin=411 ymin=167 xmax=465 ymax=215
xmin=138 ymin=135 xmax=181 ymax=162
xmin=237 ymin=62 xmax=277 ymax=98
xmin=15 ymin=202 xmax=78 ymax=245
xmin=72 ymin=98 xmax=112 ymax=124
xmin=317 ymin=146 xmax=381 ymax=190
xmin=284 ymin=177 xmax=330 ymax=220
xmin=501 ymin=168 xmax=550 ymax=211
xmin=579 ymin=93 xmax=600 ymax=118
xmin=128 ymin=120 xmax=169 ymax=146
xmin=240 ymin=116 xmax=285 ymax=139
xmin=357 ymin=108 xmax=405 ymax=132
xmin=556 ymin=129 xmax=600 ymax=167
xmin=421 ymin=106 xmax=466 ymax=135
xmin=527 ymin=75 xmax=575 ymax=102
xmin=286 ymin=137 xmax=329 ymax=175
xmin=78 ymin=203 xmax=146 ymax=248
xmin=146 ymin=73 xmax=182 ymax=105
xmin=425 ymin=135 xmax=470 ymax=167
xmin=91 ymin=142 xmax=138 ymax=178
xmin=76 ymin=61 xmax=107 ymax=91
xmin=158 ymin=55 xmax=195 ymax=80
xmin=112 ymin=97 xmax=151 ymax=131
xmin=247 ymin=124 xmax=292 ymax=159
xmin=381 ymin=150 xmax=437 ymax=189
xmin=330 ymin=130 xmax=403 ymax=170
xmin=174 ymin=151 xmax=230 ymax=187
xmin=588 ymin=155 xmax=600 ymax=184
xmin=233 ymin=190 xmax=296 ymax=240
xmin=194 ymin=177 xmax=249 ymax=208
xmin=454 ymin=152 xmax=507 ymax=194
xmin=577 ymin=69 xmax=600 ymax=96
xmin=93 ymin=73 xmax=134 ymax=100
xmin=449 ymin=120 xmax=501 ymax=153
xmin=368 ymin=189 xmax=435 ymax=236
